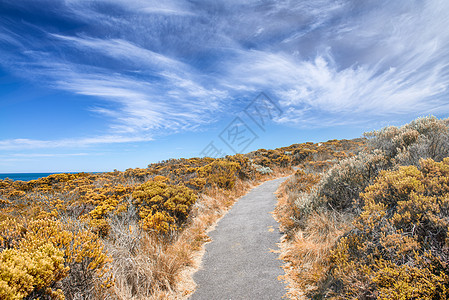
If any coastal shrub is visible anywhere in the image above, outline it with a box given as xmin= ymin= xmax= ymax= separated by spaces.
xmin=325 ymin=158 xmax=449 ymax=299
xmin=301 ymin=159 xmax=336 ymax=173
xmin=254 ymin=164 xmax=273 ymax=175
xmin=124 ymin=168 xmax=154 ymax=182
xmin=299 ymin=150 xmax=390 ymax=218
xmin=1 ymin=137 xmax=358 ymax=299
xmin=132 ymin=178 xmax=197 ymax=233
xmin=0 ymin=218 xmax=112 ymax=300
xmin=0 ymin=218 xmax=24 ymax=251
xmin=275 ymin=141 xmax=365 ymax=298
xmin=365 ymin=116 xmax=449 ymax=165
xmin=85 ymin=184 xmax=132 ymax=236
xmin=275 ymin=155 xmax=291 ymax=167
xmin=226 ymin=154 xmax=255 ymax=180
xmin=276 ymin=169 xmax=320 ymax=234
xmin=0 ymin=244 xmax=66 ymax=300
xmin=276 ymin=117 xmax=449 ymax=299
xmin=297 ymin=117 xmax=448 ymax=220
xmin=197 ymin=160 xmax=241 ymax=189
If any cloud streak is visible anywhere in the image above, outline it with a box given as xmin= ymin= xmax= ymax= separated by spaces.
xmin=220 ymin=0 xmax=449 ymax=126
xmin=0 ymin=135 xmax=152 ymax=151
xmin=0 ymin=0 xmax=449 ymax=149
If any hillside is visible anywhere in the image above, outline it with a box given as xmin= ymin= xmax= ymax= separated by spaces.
xmin=0 ymin=137 xmax=363 ymax=299
xmin=276 ymin=116 xmax=449 ymax=299
xmin=2 ymin=116 xmax=447 ymax=299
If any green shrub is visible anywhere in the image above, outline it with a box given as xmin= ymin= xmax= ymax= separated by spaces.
xmin=253 ymin=164 xmax=273 ymax=175
xmin=365 ymin=116 xmax=449 ymax=166
xmin=300 ymin=150 xmax=390 ymax=217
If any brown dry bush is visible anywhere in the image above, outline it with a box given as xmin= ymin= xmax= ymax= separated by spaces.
xmin=275 ymin=140 xmax=365 ymax=298
xmin=106 ymin=213 xmax=187 ymax=299
xmin=275 ymin=170 xmax=320 ymax=236
xmin=280 ymin=211 xmax=351 ymax=299
xmin=106 ymin=176 xmax=259 ymax=299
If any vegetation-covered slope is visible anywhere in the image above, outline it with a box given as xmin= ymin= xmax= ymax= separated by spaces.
xmin=0 ymin=138 xmax=362 ymax=299
xmin=7 ymin=116 xmax=445 ymax=300
xmin=276 ymin=116 xmax=449 ymax=299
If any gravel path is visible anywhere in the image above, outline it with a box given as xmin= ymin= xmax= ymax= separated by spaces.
xmin=190 ymin=177 xmax=288 ymax=300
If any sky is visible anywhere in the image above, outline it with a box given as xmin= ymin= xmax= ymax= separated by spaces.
xmin=1 ymin=0 xmax=449 ymax=173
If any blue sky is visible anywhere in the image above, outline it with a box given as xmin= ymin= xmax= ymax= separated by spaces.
xmin=1 ymin=0 xmax=449 ymax=173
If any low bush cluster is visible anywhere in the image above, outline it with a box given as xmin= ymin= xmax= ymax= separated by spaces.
xmin=277 ymin=116 xmax=449 ymax=299
xmin=0 ymin=217 xmax=111 ymax=300
xmin=275 ymin=170 xmax=321 ymax=235
xmin=366 ymin=115 xmax=449 ymax=166
xmin=249 ymin=139 xmax=363 ymax=168
xmin=253 ymin=164 xmax=273 ymax=175
xmin=308 ymin=150 xmax=391 ymax=214
xmin=132 ymin=177 xmax=197 ymax=233
xmin=0 ymin=143 xmax=300 ymax=299
xmin=329 ymin=158 xmax=449 ymax=299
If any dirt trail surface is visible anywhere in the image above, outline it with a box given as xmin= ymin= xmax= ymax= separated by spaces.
xmin=190 ymin=177 xmax=288 ymax=300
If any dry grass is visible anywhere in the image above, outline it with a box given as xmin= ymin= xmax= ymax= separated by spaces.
xmin=277 ymin=210 xmax=351 ymax=299
xmin=274 ymin=170 xmax=321 ymax=237
xmin=107 ymin=167 xmax=293 ymax=299
xmin=274 ymin=178 xmax=297 ymax=234
xmin=274 ymin=170 xmax=352 ymax=299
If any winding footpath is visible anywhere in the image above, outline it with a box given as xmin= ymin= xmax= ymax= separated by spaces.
xmin=191 ymin=177 xmax=288 ymax=300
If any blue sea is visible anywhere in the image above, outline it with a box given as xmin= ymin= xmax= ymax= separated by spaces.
xmin=0 ymin=172 xmax=103 ymax=181
xmin=0 ymin=173 xmax=57 ymax=181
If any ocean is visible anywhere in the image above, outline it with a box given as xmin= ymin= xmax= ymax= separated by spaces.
xmin=0 ymin=172 xmax=103 ymax=181
xmin=0 ymin=173 xmax=57 ymax=181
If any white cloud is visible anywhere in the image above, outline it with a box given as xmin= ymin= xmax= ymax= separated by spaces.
xmin=0 ymin=135 xmax=152 ymax=151
xmin=1 ymin=0 xmax=449 ymax=150
xmin=66 ymin=0 xmax=194 ymax=16
xmin=219 ymin=0 xmax=449 ymax=126
xmin=0 ymin=31 xmax=228 ymax=137
xmin=50 ymin=34 xmax=189 ymax=72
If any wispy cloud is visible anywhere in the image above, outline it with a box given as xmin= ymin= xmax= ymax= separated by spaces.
xmin=50 ymin=34 xmax=189 ymax=72
xmin=1 ymin=0 xmax=449 ymax=150
xmin=66 ymin=0 xmax=195 ymax=16
xmin=0 ymin=135 xmax=151 ymax=151
xmin=219 ymin=0 xmax=449 ymax=126
xmin=0 ymin=19 xmax=228 ymax=139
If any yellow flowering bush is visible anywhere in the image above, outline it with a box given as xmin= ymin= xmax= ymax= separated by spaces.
xmin=326 ymin=158 xmax=449 ymax=299
xmin=197 ymin=159 xmax=241 ymax=189
xmin=0 ymin=244 xmax=66 ymax=300
xmin=0 ymin=139 xmax=314 ymax=298
xmin=132 ymin=178 xmax=197 ymax=233
xmin=0 ymin=218 xmax=112 ymax=300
